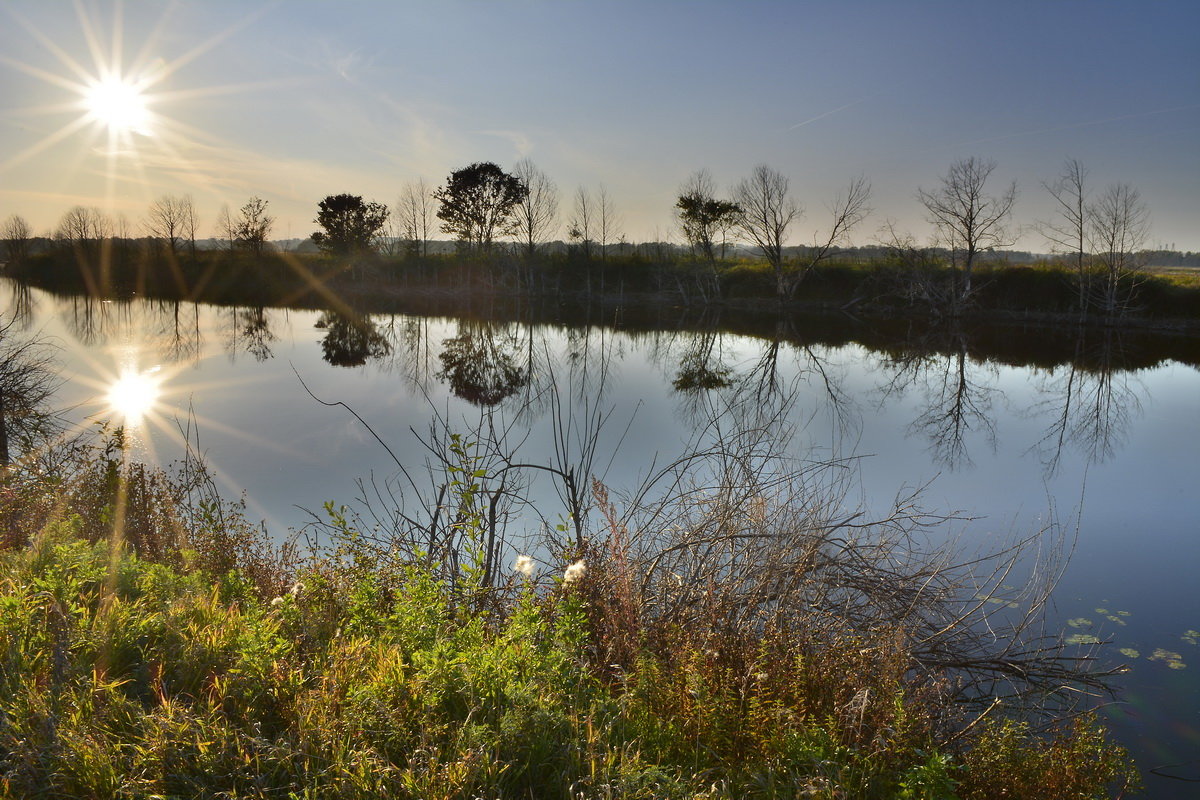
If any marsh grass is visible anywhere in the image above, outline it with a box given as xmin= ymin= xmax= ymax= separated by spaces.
xmin=0 ymin=417 xmax=1139 ymax=798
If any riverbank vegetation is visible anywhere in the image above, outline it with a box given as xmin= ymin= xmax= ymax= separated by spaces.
xmin=0 ymin=346 xmax=1139 ymax=797
xmin=5 ymin=241 xmax=1200 ymax=330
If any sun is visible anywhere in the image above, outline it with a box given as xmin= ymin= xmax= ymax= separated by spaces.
xmin=106 ymin=367 xmax=163 ymax=426
xmin=84 ymin=76 xmax=152 ymax=135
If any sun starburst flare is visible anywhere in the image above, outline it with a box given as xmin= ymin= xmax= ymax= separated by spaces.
xmin=106 ymin=366 xmax=163 ymax=425
xmin=84 ymin=75 xmax=153 ymax=135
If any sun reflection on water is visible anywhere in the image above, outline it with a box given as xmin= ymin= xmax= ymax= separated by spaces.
xmin=105 ymin=366 xmax=162 ymax=425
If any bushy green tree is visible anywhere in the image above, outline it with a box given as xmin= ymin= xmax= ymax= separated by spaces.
xmin=312 ymin=194 xmax=389 ymax=255
xmin=435 ymin=162 xmax=528 ymax=252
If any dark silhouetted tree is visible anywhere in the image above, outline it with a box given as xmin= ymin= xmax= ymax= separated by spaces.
xmin=918 ymin=157 xmax=1016 ymax=303
xmin=677 ymin=170 xmax=741 ymax=265
xmin=676 ymin=170 xmax=741 ymax=298
xmin=312 ymin=194 xmax=390 ymax=255
xmin=145 ymin=195 xmax=194 ymax=256
xmin=234 ymin=196 xmax=274 ymax=256
xmin=1 ymin=215 xmax=32 ymax=264
xmin=435 ymin=162 xmax=527 ymax=252
xmin=735 ymin=165 xmax=799 ymax=299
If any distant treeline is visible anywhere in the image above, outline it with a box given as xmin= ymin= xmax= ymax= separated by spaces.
xmin=6 ymin=235 xmax=1200 ymax=268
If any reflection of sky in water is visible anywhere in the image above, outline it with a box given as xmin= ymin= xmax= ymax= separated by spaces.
xmin=4 ymin=284 xmax=1199 ymax=795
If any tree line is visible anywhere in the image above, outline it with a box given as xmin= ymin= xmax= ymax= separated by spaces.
xmin=0 ymin=156 xmax=1170 ymax=317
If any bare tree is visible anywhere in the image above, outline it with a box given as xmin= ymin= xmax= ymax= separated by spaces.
xmin=1088 ymin=183 xmax=1149 ymax=316
xmin=1040 ymin=158 xmax=1091 ymax=316
xmin=145 ymin=195 xmax=193 ymax=256
xmin=735 ymin=165 xmax=800 ymax=299
xmin=596 ymin=184 xmax=621 ymax=260
xmin=1 ymin=215 xmax=32 ymax=264
xmin=182 ymin=195 xmax=198 ymax=257
xmin=55 ymin=206 xmax=111 ymax=267
xmin=396 ymin=178 xmax=435 ymax=258
xmin=215 ymin=204 xmax=238 ymax=253
xmin=511 ymin=159 xmax=558 ymax=259
xmin=918 ymin=157 xmax=1016 ymax=302
xmin=791 ymin=176 xmax=871 ymax=298
xmin=568 ymin=186 xmax=595 ymax=260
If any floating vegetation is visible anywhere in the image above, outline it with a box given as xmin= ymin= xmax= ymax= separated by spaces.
xmin=975 ymin=593 xmax=1019 ymax=608
xmin=1068 ymin=617 xmax=1094 ymax=629
xmin=1148 ymin=649 xmax=1186 ymax=670
xmin=1092 ymin=608 xmax=1130 ymax=624
xmin=1066 ymin=633 xmax=1101 ymax=646
xmin=1183 ymin=630 xmax=1199 ymax=646
xmin=1118 ymin=648 xmax=1140 ymax=659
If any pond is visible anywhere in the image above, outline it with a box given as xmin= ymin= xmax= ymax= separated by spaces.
xmin=3 ymin=280 xmax=1198 ymax=796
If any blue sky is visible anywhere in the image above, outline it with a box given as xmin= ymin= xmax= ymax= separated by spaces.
xmin=2 ymin=0 xmax=1197 ymax=250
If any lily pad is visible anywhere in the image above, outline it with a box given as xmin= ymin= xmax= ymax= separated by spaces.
xmin=1068 ymin=617 xmax=1093 ymax=629
xmin=1182 ymin=630 xmax=1199 ymax=646
xmin=1148 ymin=649 xmax=1186 ymax=670
xmin=1118 ymin=648 xmax=1140 ymax=659
xmin=1066 ymin=633 xmax=1101 ymax=646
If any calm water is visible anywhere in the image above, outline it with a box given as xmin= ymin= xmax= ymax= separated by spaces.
xmin=3 ymin=281 xmax=1198 ymax=795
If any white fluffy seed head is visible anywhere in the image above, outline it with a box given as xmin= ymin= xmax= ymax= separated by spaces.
xmin=563 ymin=560 xmax=587 ymax=584
xmin=513 ymin=554 xmax=535 ymax=578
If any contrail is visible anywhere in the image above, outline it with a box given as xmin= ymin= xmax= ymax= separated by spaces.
xmin=788 ymin=98 xmax=866 ymax=131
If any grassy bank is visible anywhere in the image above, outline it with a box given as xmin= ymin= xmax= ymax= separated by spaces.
xmin=8 ymin=246 xmax=1200 ymax=330
xmin=0 ymin=425 xmax=1138 ymax=799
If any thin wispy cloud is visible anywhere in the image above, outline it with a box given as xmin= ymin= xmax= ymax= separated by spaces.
xmin=788 ymin=99 xmax=867 ymax=132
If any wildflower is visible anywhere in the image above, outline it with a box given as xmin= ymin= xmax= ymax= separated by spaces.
xmin=563 ymin=560 xmax=586 ymax=584
xmin=513 ymin=554 xmax=536 ymax=578
xmin=289 ymin=581 xmax=304 ymax=596
xmin=270 ymin=596 xmax=284 ymax=607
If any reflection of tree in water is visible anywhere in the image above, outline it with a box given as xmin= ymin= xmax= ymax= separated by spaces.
xmin=563 ymin=326 xmax=622 ymax=406
xmin=437 ymin=323 xmax=529 ymax=406
xmin=221 ymin=306 xmax=279 ymax=363
xmin=152 ymin=301 xmax=202 ymax=365
xmin=1027 ymin=330 xmax=1142 ymax=476
xmin=238 ymin=307 xmax=276 ymax=362
xmin=66 ymin=295 xmax=128 ymax=347
xmin=0 ymin=318 xmax=59 ymax=468
xmin=670 ymin=329 xmax=733 ymax=393
xmin=3 ymin=282 xmax=35 ymax=331
xmin=879 ymin=332 xmax=998 ymax=470
xmin=743 ymin=318 xmax=858 ymax=443
xmin=318 ymin=311 xmax=391 ymax=367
